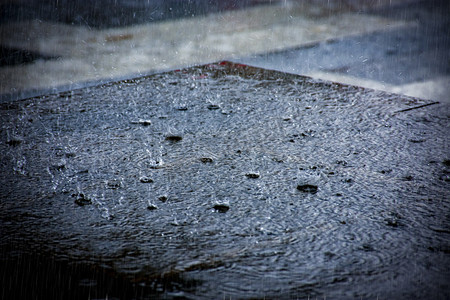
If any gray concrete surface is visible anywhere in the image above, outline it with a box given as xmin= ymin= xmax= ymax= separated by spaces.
xmin=238 ymin=0 xmax=450 ymax=103
xmin=1 ymin=62 xmax=449 ymax=299
xmin=2 ymin=0 xmax=436 ymax=102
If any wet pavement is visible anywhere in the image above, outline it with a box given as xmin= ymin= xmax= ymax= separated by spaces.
xmin=4 ymin=0 xmax=443 ymax=102
xmin=0 ymin=0 xmax=264 ymax=28
xmin=1 ymin=62 xmax=449 ymax=299
xmin=238 ymin=0 xmax=450 ymax=103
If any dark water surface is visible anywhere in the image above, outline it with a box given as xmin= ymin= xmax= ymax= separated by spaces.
xmin=1 ymin=62 xmax=449 ymax=299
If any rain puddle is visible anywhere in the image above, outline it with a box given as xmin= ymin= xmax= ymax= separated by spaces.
xmin=0 ymin=61 xmax=449 ymax=299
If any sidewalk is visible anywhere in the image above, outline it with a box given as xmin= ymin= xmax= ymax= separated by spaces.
xmin=3 ymin=0 xmax=446 ymax=102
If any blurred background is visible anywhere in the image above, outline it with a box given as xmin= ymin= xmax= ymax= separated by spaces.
xmin=0 ymin=0 xmax=449 ymax=102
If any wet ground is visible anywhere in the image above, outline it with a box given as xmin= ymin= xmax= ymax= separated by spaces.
xmin=1 ymin=62 xmax=449 ymax=299
xmin=0 ymin=0 xmax=264 ymax=28
xmin=3 ymin=0 xmax=449 ymax=104
xmin=238 ymin=0 xmax=450 ymax=103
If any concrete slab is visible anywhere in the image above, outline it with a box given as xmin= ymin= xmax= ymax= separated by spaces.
xmin=1 ymin=62 xmax=448 ymax=299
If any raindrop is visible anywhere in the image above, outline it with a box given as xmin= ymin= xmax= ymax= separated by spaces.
xmin=165 ymin=135 xmax=182 ymax=142
xmin=106 ymin=179 xmax=121 ymax=189
xmin=408 ymin=139 xmax=426 ymax=143
xmin=361 ymin=243 xmax=374 ymax=252
xmin=147 ymin=204 xmax=158 ymax=211
xmin=245 ymin=172 xmax=260 ymax=179
xmin=139 ymin=176 xmax=153 ymax=183
xmin=6 ymin=138 xmax=22 ymax=146
xmin=73 ymin=193 xmax=92 ymax=206
xmin=402 ymin=175 xmax=414 ymax=181
xmin=158 ymin=195 xmax=168 ymax=202
xmin=207 ymin=104 xmax=220 ymax=110
xmin=131 ymin=119 xmax=152 ymax=126
xmin=50 ymin=162 xmax=66 ymax=171
xmin=296 ymin=184 xmax=318 ymax=194
xmin=213 ymin=203 xmax=229 ymax=213
xmin=200 ymin=157 xmax=213 ymax=163
xmin=385 ymin=218 xmax=399 ymax=227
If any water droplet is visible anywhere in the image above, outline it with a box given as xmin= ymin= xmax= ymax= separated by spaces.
xmin=296 ymin=184 xmax=318 ymax=194
xmin=402 ymin=175 xmax=414 ymax=181
xmin=139 ymin=176 xmax=153 ymax=183
xmin=6 ymin=138 xmax=22 ymax=146
xmin=385 ymin=218 xmax=399 ymax=227
xmin=408 ymin=139 xmax=425 ymax=143
xmin=50 ymin=163 xmax=66 ymax=171
xmin=361 ymin=243 xmax=374 ymax=252
xmin=106 ymin=180 xmax=121 ymax=189
xmin=73 ymin=193 xmax=92 ymax=206
xmin=207 ymin=104 xmax=220 ymax=110
xmin=165 ymin=135 xmax=182 ymax=142
xmin=65 ymin=152 xmax=76 ymax=158
xmin=147 ymin=204 xmax=158 ymax=210
xmin=245 ymin=172 xmax=260 ymax=179
xmin=213 ymin=204 xmax=229 ymax=213
xmin=131 ymin=119 xmax=152 ymax=126
xmin=200 ymin=157 xmax=213 ymax=163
